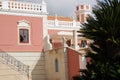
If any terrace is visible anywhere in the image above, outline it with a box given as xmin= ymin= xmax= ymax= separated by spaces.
xmin=0 ymin=0 xmax=47 ymax=13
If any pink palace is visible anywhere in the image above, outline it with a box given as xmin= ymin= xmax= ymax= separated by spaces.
xmin=0 ymin=0 xmax=92 ymax=80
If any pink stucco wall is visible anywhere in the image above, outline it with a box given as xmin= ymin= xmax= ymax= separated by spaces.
xmin=0 ymin=14 xmax=43 ymax=52
xmin=67 ymin=48 xmax=80 ymax=80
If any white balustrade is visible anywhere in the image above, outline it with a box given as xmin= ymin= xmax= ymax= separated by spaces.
xmin=1 ymin=1 xmax=47 ymax=13
xmin=0 ymin=52 xmax=29 ymax=77
xmin=47 ymin=20 xmax=81 ymax=30
xmin=47 ymin=20 xmax=55 ymax=26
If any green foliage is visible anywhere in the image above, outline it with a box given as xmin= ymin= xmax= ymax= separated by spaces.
xmin=80 ymin=0 xmax=120 ymax=80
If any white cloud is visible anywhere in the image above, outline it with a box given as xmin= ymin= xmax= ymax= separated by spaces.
xmin=47 ymin=0 xmax=97 ymax=16
xmin=18 ymin=0 xmax=97 ymax=16
xmin=46 ymin=0 xmax=76 ymax=16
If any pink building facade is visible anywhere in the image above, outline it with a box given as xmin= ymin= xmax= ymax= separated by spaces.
xmin=0 ymin=14 xmax=43 ymax=52
xmin=76 ymin=4 xmax=91 ymax=23
xmin=0 ymin=0 xmax=92 ymax=80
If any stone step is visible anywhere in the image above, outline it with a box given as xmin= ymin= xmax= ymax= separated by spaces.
xmin=0 ymin=62 xmax=28 ymax=80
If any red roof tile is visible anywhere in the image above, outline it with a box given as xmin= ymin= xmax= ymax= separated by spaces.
xmin=47 ymin=16 xmax=73 ymax=21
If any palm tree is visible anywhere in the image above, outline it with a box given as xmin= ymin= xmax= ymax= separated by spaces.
xmin=80 ymin=0 xmax=120 ymax=80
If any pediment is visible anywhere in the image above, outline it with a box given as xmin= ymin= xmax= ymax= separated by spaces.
xmin=18 ymin=20 xmax=30 ymax=27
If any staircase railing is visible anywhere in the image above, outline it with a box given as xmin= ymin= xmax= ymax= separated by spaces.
xmin=0 ymin=51 xmax=29 ymax=78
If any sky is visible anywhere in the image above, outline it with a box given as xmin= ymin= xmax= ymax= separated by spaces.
xmin=18 ymin=0 xmax=97 ymax=17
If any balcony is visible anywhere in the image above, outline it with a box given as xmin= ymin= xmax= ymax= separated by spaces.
xmin=0 ymin=0 xmax=47 ymax=14
xmin=47 ymin=20 xmax=81 ymax=30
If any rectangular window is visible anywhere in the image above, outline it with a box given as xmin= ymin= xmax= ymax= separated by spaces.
xmin=76 ymin=6 xmax=79 ymax=10
xmin=81 ymin=5 xmax=84 ymax=9
xmin=77 ymin=16 xmax=80 ymax=21
xmin=55 ymin=59 xmax=59 ymax=72
xmin=19 ymin=29 xmax=29 ymax=43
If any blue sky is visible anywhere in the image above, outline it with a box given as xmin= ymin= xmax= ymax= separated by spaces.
xmin=18 ymin=0 xmax=97 ymax=16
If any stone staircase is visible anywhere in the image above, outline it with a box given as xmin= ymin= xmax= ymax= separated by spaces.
xmin=0 ymin=52 xmax=29 ymax=80
xmin=0 ymin=61 xmax=28 ymax=80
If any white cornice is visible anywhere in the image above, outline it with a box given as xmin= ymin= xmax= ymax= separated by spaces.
xmin=47 ymin=26 xmax=80 ymax=30
xmin=0 ymin=9 xmax=48 ymax=17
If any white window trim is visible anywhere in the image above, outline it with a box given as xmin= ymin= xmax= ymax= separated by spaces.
xmin=17 ymin=20 xmax=31 ymax=45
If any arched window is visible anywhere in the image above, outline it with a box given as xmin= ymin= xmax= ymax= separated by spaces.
xmin=17 ymin=20 xmax=31 ymax=45
xmin=81 ymin=40 xmax=87 ymax=47
xmin=77 ymin=15 xmax=80 ymax=21
xmin=66 ymin=39 xmax=71 ymax=47
xmin=76 ymin=6 xmax=79 ymax=10
xmin=55 ymin=59 xmax=59 ymax=72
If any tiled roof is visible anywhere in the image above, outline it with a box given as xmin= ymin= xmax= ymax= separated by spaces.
xmin=47 ymin=16 xmax=73 ymax=21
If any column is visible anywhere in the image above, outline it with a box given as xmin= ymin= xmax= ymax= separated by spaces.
xmin=73 ymin=30 xmax=78 ymax=49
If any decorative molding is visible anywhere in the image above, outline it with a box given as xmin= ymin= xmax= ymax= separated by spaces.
xmin=47 ymin=20 xmax=81 ymax=30
xmin=17 ymin=20 xmax=31 ymax=45
xmin=18 ymin=20 xmax=30 ymax=28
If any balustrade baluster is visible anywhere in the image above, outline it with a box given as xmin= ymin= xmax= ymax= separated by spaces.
xmin=0 ymin=52 xmax=29 ymax=76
